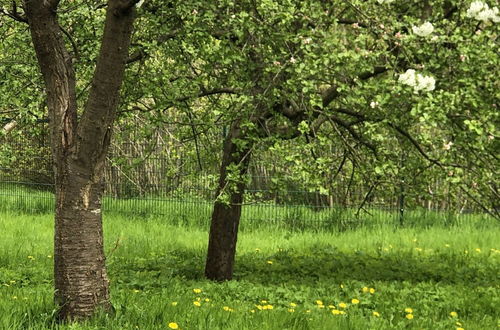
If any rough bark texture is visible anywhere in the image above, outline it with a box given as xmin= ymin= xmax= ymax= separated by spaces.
xmin=24 ymin=0 xmax=138 ymax=320
xmin=205 ymin=122 xmax=252 ymax=281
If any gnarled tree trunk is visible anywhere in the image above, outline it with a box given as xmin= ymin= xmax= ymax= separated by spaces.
xmin=24 ymin=0 xmax=139 ymax=320
xmin=205 ymin=122 xmax=252 ymax=281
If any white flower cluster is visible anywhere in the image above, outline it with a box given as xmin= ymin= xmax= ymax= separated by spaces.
xmin=466 ymin=1 xmax=500 ymax=23
xmin=377 ymin=0 xmax=395 ymax=4
xmin=412 ymin=22 xmax=434 ymax=37
xmin=398 ymin=69 xmax=436 ymax=92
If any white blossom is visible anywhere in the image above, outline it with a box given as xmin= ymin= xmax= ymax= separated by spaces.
xmin=289 ymin=57 xmax=297 ymax=64
xmin=466 ymin=2 xmax=500 ymax=23
xmin=443 ymin=141 xmax=453 ymax=150
xmin=412 ymin=22 xmax=434 ymax=37
xmin=398 ymin=69 xmax=436 ymax=92
xmin=370 ymin=101 xmax=379 ymax=108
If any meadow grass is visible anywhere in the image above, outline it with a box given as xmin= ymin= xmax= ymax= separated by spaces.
xmin=0 ymin=210 xmax=499 ymax=330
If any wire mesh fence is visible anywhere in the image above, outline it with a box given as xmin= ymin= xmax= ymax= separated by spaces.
xmin=1 ymin=122 xmax=495 ymax=231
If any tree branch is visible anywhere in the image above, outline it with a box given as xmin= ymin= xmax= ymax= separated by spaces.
xmin=0 ymin=1 xmax=28 ymax=23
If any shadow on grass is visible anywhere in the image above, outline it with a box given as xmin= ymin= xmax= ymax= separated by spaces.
xmin=110 ymin=248 xmax=498 ymax=289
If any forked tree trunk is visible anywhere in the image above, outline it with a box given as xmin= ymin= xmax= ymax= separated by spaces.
xmin=24 ymin=0 xmax=139 ymax=320
xmin=205 ymin=122 xmax=252 ymax=281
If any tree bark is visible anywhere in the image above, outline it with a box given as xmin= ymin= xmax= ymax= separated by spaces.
xmin=24 ymin=0 xmax=138 ymax=320
xmin=205 ymin=122 xmax=252 ymax=281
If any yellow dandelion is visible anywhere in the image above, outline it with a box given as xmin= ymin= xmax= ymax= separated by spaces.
xmin=255 ymin=248 xmax=261 ymax=252
xmin=456 ymin=322 xmax=462 ymax=326
xmin=204 ymin=298 xmax=210 ymax=302
xmin=372 ymin=311 xmax=380 ymax=317
xmin=256 ymin=305 xmax=263 ymax=310
xmin=193 ymin=288 xmax=202 ymax=294
xmin=289 ymin=302 xmax=297 ymax=307
xmin=315 ymin=300 xmax=324 ymax=305
xmin=340 ymin=284 xmax=344 ymax=288
xmin=475 ymin=248 xmax=481 ymax=253
xmin=193 ymin=301 xmax=201 ymax=307
xmin=328 ymin=305 xmax=335 ymax=309
xmin=27 ymin=256 xmax=34 ymax=260
xmin=168 ymin=322 xmax=179 ymax=329
xmin=456 ymin=328 xmax=464 ymax=330
xmin=265 ymin=304 xmax=273 ymax=310
xmin=305 ymin=310 xmax=311 ymax=313
xmin=351 ymin=299 xmax=360 ymax=304
xmin=362 ymin=287 xmax=369 ymax=293
xmin=261 ymin=300 xmax=268 ymax=304
xmin=223 ymin=306 xmax=232 ymax=311
xmin=404 ymin=308 xmax=413 ymax=314
xmin=171 ymin=302 xmax=178 ymax=306
xmin=133 ymin=289 xmax=140 ymax=293
xmin=332 ymin=309 xmax=342 ymax=315
xmin=250 ymin=309 xmax=255 ymax=313
xmin=338 ymin=302 xmax=347 ymax=309
xmin=406 ymin=314 xmax=414 ymax=320
xmin=369 ymin=288 xmax=375 ymax=294
xmin=450 ymin=311 xmax=458 ymax=318
xmin=267 ymin=260 xmax=273 ymax=264
xmin=288 ymin=308 xmax=295 ymax=312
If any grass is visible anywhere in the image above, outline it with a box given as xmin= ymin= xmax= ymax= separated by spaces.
xmin=0 ymin=209 xmax=499 ymax=329
xmin=0 ymin=183 xmax=496 ymax=232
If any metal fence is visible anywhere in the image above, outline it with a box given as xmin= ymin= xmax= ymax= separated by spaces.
xmin=0 ymin=122 xmax=495 ymax=230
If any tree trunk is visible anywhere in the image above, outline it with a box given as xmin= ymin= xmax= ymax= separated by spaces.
xmin=205 ymin=122 xmax=252 ymax=281
xmin=24 ymin=0 xmax=139 ymax=320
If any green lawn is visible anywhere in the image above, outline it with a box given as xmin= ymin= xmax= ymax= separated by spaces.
xmin=0 ymin=211 xmax=499 ymax=329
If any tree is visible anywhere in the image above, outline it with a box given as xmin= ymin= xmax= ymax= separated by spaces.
xmin=3 ymin=0 xmax=141 ymax=320
xmin=170 ymin=0 xmax=498 ymax=281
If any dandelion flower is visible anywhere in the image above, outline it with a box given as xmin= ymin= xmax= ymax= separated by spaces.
xmin=457 ymin=328 xmax=464 ymax=330
xmin=369 ymin=288 xmax=375 ymax=294
xmin=475 ymin=248 xmax=481 ymax=253
xmin=373 ymin=311 xmax=380 ymax=317
xmin=339 ymin=302 xmax=347 ymax=309
xmin=351 ymin=299 xmax=360 ymax=304
xmin=193 ymin=301 xmax=201 ymax=307
xmin=405 ymin=308 xmax=413 ymax=313
xmin=261 ymin=300 xmax=268 ymax=304
xmin=168 ymin=322 xmax=179 ymax=329
xmin=406 ymin=314 xmax=414 ymax=320
xmin=171 ymin=302 xmax=178 ymax=306
xmin=204 ymin=298 xmax=210 ymax=302
xmin=328 ymin=305 xmax=335 ymax=309
xmin=223 ymin=306 xmax=232 ymax=311
xmin=316 ymin=300 xmax=324 ymax=305
xmin=450 ymin=311 xmax=458 ymax=318
xmin=267 ymin=260 xmax=273 ymax=265
xmin=362 ymin=287 xmax=369 ymax=293
xmin=290 ymin=302 xmax=297 ymax=307
xmin=288 ymin=308 xmax=295 ymax=312
xmin=193 ymin=288 xmax=202 ymax=294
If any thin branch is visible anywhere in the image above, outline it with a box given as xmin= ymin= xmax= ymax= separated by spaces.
xmin=0 ymin=1 xmax=28 ymax=23
xmin=59 ymin=26 xmax=80 ymax=60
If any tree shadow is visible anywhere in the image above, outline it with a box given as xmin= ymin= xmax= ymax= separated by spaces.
xmin=110 ymin=248 xmax=498 ymax=288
